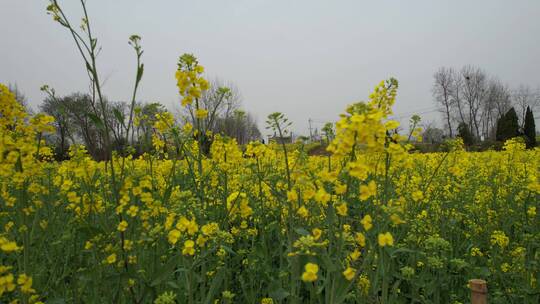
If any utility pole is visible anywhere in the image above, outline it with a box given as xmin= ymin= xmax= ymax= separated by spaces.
xmin=308 ymin=118 xmax=313 ymax=141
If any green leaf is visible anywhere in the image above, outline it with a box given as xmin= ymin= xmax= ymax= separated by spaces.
xmin=204 ymin=269 xmax=225 ymax=304
xmin=113 ymin=108 xmax=125 ymax=126
xmin=221 ymin=245 xmax=237 ymax=256
xmin=137 ymin=63 xmax=144 ymax=83
xmin=85 ymin=61 xmax=93 ymax=72
xmin=333 ymin=278 xmax=353 ymax=304
xmin=326 ymin=204 xmax=336 ymax=225
xmin=389 ymin=247 xmax=417 ymax=258
xmin=269 ymin=288 xmax=290 ymax=301
xmin=166 ymin=280 xmax=180 ymax=290
xmin=150 ymin=258 xmax=179 ymax=287
xmin=320 ymin=255 xmax=337 ymax=272
xmin=87 ymin=112 xmax=104 ymax=130
xmin=294 ymin=227 xmax=310 ymax=236
xmin=476 ymin=266 xmax=491 ymax=278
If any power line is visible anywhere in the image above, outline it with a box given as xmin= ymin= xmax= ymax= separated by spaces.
xmin=309 ymin=106 xmax=440 ymax=124
xmin=389 ymin=106 xmax=439 ymax=119
xmin=390 ymin=108 xmax=440 ymax=120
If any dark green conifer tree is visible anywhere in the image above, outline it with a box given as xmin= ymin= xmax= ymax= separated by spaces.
xmin=496 ymin=107 xmax=520 ymax=142
xmin=523 ymin=106 xmax=536 ymax=148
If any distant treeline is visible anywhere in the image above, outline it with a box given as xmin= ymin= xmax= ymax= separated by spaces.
xmin=9 ymin=80 xmax=261 ymax=161
xmin=428 ymin=65 xmax=538 ymax=148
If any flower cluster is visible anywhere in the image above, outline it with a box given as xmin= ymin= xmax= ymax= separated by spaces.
xmin=175 ymin=54 xmax=209 ymax=107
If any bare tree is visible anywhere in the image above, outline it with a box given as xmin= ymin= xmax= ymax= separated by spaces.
xmin=40 ymin=93 xmax=101 ymax=158
xmin=449 ymin=74 xmax=466 ymax=129
xmin=461 ymin=65 xmax=488 ymax=139
xmin=8 ymin=84 xmax=32 ymax=114
xmin=214 ymin=110 xmax=261 ymax=144
xmin=181 ymin=78 xmax=241 ymax=131
xmin=432 ymin=67 xmax=455 ymax=137
xmin=178 ymin=78 xmax=261 ymax=146
xmin=434 ymin=65 xmax=538 ymax=142
xmin=421 ymin=121 xmax=445 ymax=144
xmin=512 ymin=85 xmax=540 ymax=129
xmin=40 ymin=92 xmax=137 ymax=160
xmin=133 ymin=102 xmax=167 ymax=153
xmin=40 ymin=96 xmax=74 ymax=159
xmin=482 ymin=79 xmax=511 ymax=139
xmin=490 ymin=80 xmax=512 ymax=118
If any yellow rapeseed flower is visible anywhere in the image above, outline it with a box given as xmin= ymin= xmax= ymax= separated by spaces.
xmin=126 ymin=205 xmax=139 ymax=217
xmin=355 ymin=232 xmax=366 ymax=247
xmin=349 ymin=249 xmax=361 ymax=261
xmin=359 ymin=181 xmax=377 ymax=201
xmin=411 ymin=190 xmax=424 ymax=202
xmin=490 ymin=230 xmax=509 ymax=248
xmin=360 ymin=215 xmax=373 ymax=231
xmin=378 ymin=232 xmax=394 ymax=247
xmin=334 ymin=183 xmax=347 ymax=195
xmin=117 ymin=220 xmax=128 ymax=232
xmin=0 ymin=273 xmax=16 ymax=295
xmin=314 ymin=188 xmax=331 ymax=205
xmin=0 ymin=237 xmax=21 ymax=253
xmin=343 ymin=267 xmax=356 ymax=281
xmin=17 ymin=274 xmax=35 ymax=294
xmin=335 ymin=203 xmax=348 ymax=216
xmin=301 ymin=263 xmax=319 ymax=282
xmin=297 ymin=206 xmax=309 ymax=218
xmin=287 ymin=190 xmax=298 ymax=202
xmin=84 ymin=241 xmax=93 ymax=250
xmin=201 ymin=222 xmax=219 ymax=236
xmin=106 ymin=253 xmax=117 ymax=264
xmin=182 ymin=240 xmax=195 ymax=256
xmin=312 ymin=228 xmax=322 ymax=240
xmin=168 ymin=229 xmax=181 ymax=245
xmin=195 ymin=108 xmax=208 ymax=119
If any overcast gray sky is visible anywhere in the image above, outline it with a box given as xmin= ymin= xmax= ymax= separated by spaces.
xmin=1 ymin=0 xmax=539 ymax=135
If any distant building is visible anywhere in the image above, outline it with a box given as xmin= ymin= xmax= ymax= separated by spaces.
xmin=267 ymin=135 xmax=293 ymax=144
